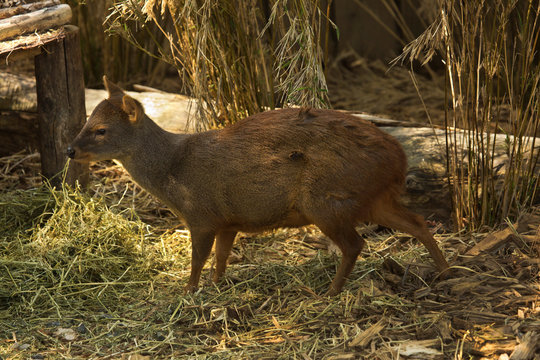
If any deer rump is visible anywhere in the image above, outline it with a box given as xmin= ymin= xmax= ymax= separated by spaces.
xmin=167 ymin=107 xmax=407 ymax=233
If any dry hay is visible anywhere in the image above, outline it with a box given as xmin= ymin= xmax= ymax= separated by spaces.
xmin=1 ymin=150 xmax=539 ymax=359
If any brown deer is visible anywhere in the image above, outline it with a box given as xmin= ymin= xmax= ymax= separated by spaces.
xmin=67 ymin=76 xmax=449 ymax=296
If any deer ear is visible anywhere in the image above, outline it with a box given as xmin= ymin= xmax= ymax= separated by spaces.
xmin=103 ymin=75 xmax=125 ymax=100
xmin=121 ymin=95 xmax=144 ymax=124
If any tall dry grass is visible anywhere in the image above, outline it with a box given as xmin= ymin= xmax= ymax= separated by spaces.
xmin=398 ymin=0 xmax=540 ymax=229
xmin=106 ymin=0 xmax=332 ymax=129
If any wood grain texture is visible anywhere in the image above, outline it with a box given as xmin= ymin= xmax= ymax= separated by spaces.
xmin=0 ymin=4 xmax=71 ymax=41
xmin=0 ymin=0 xmax=61 ymax=20
xmin=34 ymin=25 xmax=88 ymax=187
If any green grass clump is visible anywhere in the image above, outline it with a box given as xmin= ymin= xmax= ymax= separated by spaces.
xmin=0 ymin=185 xmax=189 ymax=326
xmin=0 ymin=187 xmax=54 ymax=236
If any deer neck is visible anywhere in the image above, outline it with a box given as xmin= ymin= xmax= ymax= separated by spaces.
xmin=118 ymin=117 xmax=187 ymax=200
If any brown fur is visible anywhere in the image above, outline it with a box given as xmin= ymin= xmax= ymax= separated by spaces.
xmin=68 ymin=77 xmax=449 ymax=295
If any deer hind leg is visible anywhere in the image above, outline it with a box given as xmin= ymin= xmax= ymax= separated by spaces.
xmin=316 ymin=223 xmax=366 ymax=296
xmin=368 ymin=194 xmax=449 ymax=273
xmin=213 ymin=230 xmax=237 ymax=283
xmin=185 ymin=229 xmax=216 ymax=293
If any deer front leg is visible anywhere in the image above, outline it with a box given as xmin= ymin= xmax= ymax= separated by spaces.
xmin=213 ymin=230 xmax=237 ymax=283
xmin=185 ymin=228 xmax=216 ymax=293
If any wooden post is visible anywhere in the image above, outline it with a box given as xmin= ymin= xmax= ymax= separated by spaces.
xmin=34 ymin=25 xmax=88 ymax=188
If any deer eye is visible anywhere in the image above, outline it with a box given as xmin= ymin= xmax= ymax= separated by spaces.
xmin=96 ymin=128 xmax=106 ymax=136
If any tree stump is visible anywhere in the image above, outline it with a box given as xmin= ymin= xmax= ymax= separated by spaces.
xmin=1 ymin=1 xmax=88 ymax=188
xmin=34 ymin=25 xmax=88 ymax=188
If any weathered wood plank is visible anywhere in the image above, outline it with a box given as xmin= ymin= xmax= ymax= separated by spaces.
xmin=0 ymin=4 xmax=71 ymax=41
xmin=0 ymin=0 xmax=61 ymax=20
xmin=34 ymin=25 xmax=88 ymax=187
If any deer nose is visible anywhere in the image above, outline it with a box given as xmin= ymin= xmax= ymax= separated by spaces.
xmin=66 ymin=146 xmax=76 ymax=159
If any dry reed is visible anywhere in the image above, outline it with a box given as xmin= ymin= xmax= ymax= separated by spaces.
xmin=106 ymin=0 xmax=331 ymax=129
xmin=395 ymin=0 xmax=540 ymax=230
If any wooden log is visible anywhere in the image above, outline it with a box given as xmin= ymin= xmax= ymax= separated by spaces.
xmin=34 ymin=25 xmax=88 ymax=188
xmin=0 ymin=0 xmax=61 ymax=20
xmin=0 ymin=4 xmax=71 ymax=41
